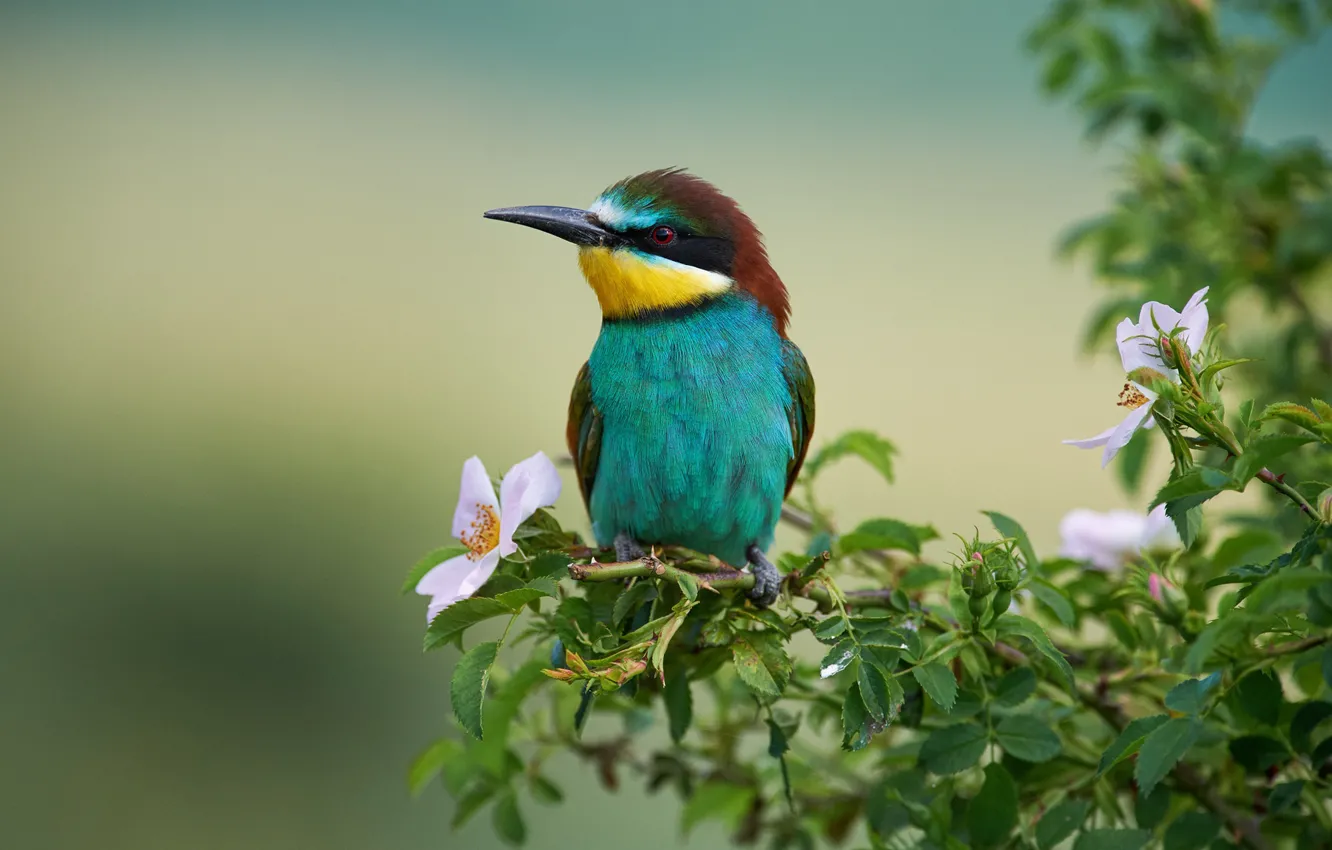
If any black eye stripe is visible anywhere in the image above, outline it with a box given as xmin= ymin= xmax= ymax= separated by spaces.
xmin=624 ymin=229 xmax=735 ymax=276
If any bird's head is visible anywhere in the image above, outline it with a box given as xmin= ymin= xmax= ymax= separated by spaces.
xmin=484 ymin=168 xmax=789 ymax=334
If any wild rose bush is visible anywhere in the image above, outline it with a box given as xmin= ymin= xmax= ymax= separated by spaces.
xmin=404 ymin=3 xmax=1332 ymax=849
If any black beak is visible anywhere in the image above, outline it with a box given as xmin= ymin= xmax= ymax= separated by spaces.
xmin=483 ymin=205 xmax=621 ymax=247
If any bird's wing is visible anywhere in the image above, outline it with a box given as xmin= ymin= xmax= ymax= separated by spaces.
xmin=781 ymin=340 xmax=816 ymax=496
xmin=566 ymin=361 xmax=603 ymax=511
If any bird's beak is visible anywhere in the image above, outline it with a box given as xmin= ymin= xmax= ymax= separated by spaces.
xmin=483 ymin=205 xmax=621 ymax=247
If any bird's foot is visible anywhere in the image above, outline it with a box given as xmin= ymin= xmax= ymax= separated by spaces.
xmin=614 ymin=532 xmax=646 ymax=563
xmin=747 ymin=545 xmax=782 ymax=609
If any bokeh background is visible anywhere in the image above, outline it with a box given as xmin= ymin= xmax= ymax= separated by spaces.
xmin=3 ymin=2 xmax=1329 ymax=848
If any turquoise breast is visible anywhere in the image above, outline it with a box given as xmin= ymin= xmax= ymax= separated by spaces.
xmin=586 ymin=292 xmax=793 ymax=566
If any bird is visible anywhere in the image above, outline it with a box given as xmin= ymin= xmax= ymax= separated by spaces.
xmin=483 ymin=168 xmax=814 ymax=608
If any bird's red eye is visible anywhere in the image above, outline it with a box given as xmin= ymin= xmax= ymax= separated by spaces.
xmin=651 ymin=226 xmax=676 ymax=245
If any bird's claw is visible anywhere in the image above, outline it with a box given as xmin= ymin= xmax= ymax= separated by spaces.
xmin=614 ymin=532 xmax=646 ymax=563
xmin=747 ymin=545 xmax=781 ymax=609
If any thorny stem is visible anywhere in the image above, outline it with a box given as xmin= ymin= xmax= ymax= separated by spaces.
xmin=1207 ymin=427 xmax=1321 ymax=521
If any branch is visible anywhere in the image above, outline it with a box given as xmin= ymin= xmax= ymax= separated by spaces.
xmin=1255 ymin=468 xmax=1320 ymax=521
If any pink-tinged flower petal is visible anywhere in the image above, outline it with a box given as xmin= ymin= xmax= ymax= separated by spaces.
xmin=1178 ymin=287 xmax=1209 ymax=353
xmin=497 ymin=451 xmax=563 ymax=556
xmin=1139 ymin=504 xmax=1183 ymax=552
xmin=1059 ymin=508 xmax=1147 ymax=570
xmin=418 ymin=549 xmax=500 ymax=622
xmin=1148 ymin=573 xmax=1164 ymax=604
xmin=452 ymin=456 xmax=499 ymax=541
xmin=1100 ymin=392 xmax=1155 ymax=468
xmin=1063 ymin=425 xmax=1117 ymax=450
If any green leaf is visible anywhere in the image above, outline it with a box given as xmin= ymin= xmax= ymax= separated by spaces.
xmin=494 ymin=583 xmax=556 ymax=611
xmin=1229 ymin=735 xmax=1288 ymax=772
xmin=1291 ymin=700 xmax=1332 ymax=752
xmin=732 ymin=638 xmax=780 ymax=698
xmin=1149 ymin=467 xmax=1233 ymax=511
xmin=996 ymin=614 xmax=1075 ymax=689
xmin=1163 ymin=811 xmax=1220 ymax=850
xmin=1030 ymin=578 xmax=1076 ymax=628
xmin=838 ymin=517 xmax=923 ymax=556
xmin=1268 ymin=780 xmax=1304 ymax=814
xmin=1134 ymin=787 xmax=1171 ymax=829
xmin=451 ymin=641 xmax=499 ymax=740
xmin=804 ymin=429 xmax=897 ymax=485
xmin=472 ymin=660 xmax=547 ymax=775
xmin=994 ymin=667 xmax=1037 ymax=707
xmin=984 ymin=511 xmax=1038 ymax=570
xmin=675 ymin=571 xmax=699 ymax=601
xmin=650 ymin=599 xmax=695 ymax=685
xmin=611 ymin=581 xmax=656 ymax=627
xmin=403 ymin=546 xmax=467 ymax=594
xmin=664 ymin=670 xmax=692 ymax=744
xmin=858 ymin=659 xmax=894 ymax=722
xmin=919 ymin=722 xmax=988 ymax=775
xmin=995 ymin=715 xmax=1062 ymax=763
xmin=842 ymin=683 xmax=872 ymax=752
xmin=681 ymin=781 xmax=756 ymax=836
xmin=1074 ymin=829 xmax=1150 ymax=850
xmin=424 ymin=597 xmax=512 ymax=652
xmin=1260 ymin=402 xmax=1323 ymax=433
xmin=526 ymin=551 xmax=572 ymax=578
xmin=1235 ymin=670 xmax=1283 ymax=726
xmin=1166 ymin=500 xmax=1203 ymax=549
xmin=912 ymin=662 xmax=958 ymax=712
xmin=1098 ymin=715 xmax=1169 ymax=775
xmin=492 ymin=792 xmax=526 ymax=846
xmin=1163 ymin=673 xmax=1221 ymax=714
xmin=1232 ymin=434 xmax=1315 ymax=485
xmin=967 ymin=763 xmax=1018 ymax=847
xmin=407 ymin=738 xmax=462 ymax=797
xmin=1135 ymin=717 xmax=1202 ymax=798
xmin=529 ymin=774 xmax=564 ymax=804
xmin=1036 ymin=799 xmax=1091 ymax=850
xmin=819 ymin=639 xmax=859 ymax=678
xmin=451 ymin=783 xmax=497 ymax=829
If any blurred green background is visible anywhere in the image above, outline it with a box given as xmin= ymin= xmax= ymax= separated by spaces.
xmin=2 ymin=2 xmax=1328 ymax=848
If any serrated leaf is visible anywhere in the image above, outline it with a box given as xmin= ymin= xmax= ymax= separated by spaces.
xmin=407 ymin=738 xmax=462 ymax=797
xmin=451 ymin=782 xmax=497 ymax=829
xmin=675 ymin=571 xmax=699 ymax=601
xmin=651 ymin=600 xmax=695 ymax=685
xmin=1037 ymin=799 xmax=1091 ymax=850
xmin=967 ymin=763 xmax=1018 ymax=848
xmin=996 ymin=614 xmax=1074 ymax=690
xmin=858 ymin=659 xmax=893 ymax=722
xmin=819 ymin=639 xmax=859 ymax=678
xmin=1098 ymin=715 xmax=1169 ymax=775
xmin=529 ymin=774 xmax=564 ymax=804
xmin=996 ymin=714 xmax=1062 ymax=762
xmin=842 ymin=683 xmax=872 ymax=751
xmin=1229 ymin=735 xmax=1288 ymax=772
xmin=805 ymin=429 xmax=897 ymax=485
xmin=1163 ymin=812 xmax=1219 ymax=850
xmin=403 ymin=546 xmax=468 ymax=594
xmin=664 ymin=670 xmax=692 ymax=744
xmin=1235 ymin=670 xmax=1283 ymax=725
xmin=813 ymin=616 xmax=847 ymax=644
xmin=1074 ymin=829 xmax=1150 ymax=850
xmin=994 ymin=667 xmax=1037 ymax=707
xmin=1233 ymin=434 xmax=1315 ymax=485
xmin=494 ymin=584 xmax=556 ymax=611
xmin=451 ymin=641 xmax=499 ymax=740
xmin=918 ymin=722 xmax=987 ymax=774
xmin=1268 ymin=780 xmax=1304 ymax=814
xmin=1149 ymin=467 xmax=1233 ymax=510
xmin=1135 ymin=717 xmax=1202 ymax=797
xmin=732 ymin=638 xmax=780 ymax=698
xmin=492 ymin=792 xmax=526 ymax=846
xmin=1029 ymin=578 xmax=1075 ymax=627
xmin=911 ymin=662 xmax=958 ymax=712
xmin=611 ymin=581 xmax=656 ymax=627
xmin=984 ymin=511 xmax=1038 ymax=570
xmin=838 ymin=517 xmax=922 ymax=556
xmin=1291 ymin=700 xmax=1332 ymax=752
xmin=425 ymin=597 xmax=512 ymax=651
xmin=1163 ymin=673 xmax=1221 ymax=714
xmin=681 ymin=781 xmax=756 ymax=836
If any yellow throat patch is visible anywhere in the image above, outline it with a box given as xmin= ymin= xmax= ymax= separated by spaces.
xmin=577 ymin=247 xmax=732 ymax=318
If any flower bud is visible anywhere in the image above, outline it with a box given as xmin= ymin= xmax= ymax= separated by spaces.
xmin=1148 ymin=573 xmax=1187 ymax=624
xmin=990 ymin=589 xmax=1013 ymax=620
xmin=1318 ymin=488 xmax=1332 ymax=524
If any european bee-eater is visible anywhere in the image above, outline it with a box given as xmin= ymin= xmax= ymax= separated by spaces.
xmin=484 ymin=168 xmax=814 ymax=607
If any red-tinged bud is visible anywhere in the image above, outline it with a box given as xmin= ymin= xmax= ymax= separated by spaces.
xmin=1149 ymin=574 xmax=1187 ymax=624
xmin=565 ymin=650 xmax=591 ymax=675
xmin=542 ymin=668 xmax=577 ymax=682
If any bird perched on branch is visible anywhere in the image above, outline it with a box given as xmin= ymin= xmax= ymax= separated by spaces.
xmin=484 ymin=168 xmax=813 ymax=607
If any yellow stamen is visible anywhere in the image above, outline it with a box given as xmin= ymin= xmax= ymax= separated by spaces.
xmin=1117 ymin=383 xmax=1149 ymax=410
xmin=460 ymin=503 xmax=500 ymax=560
